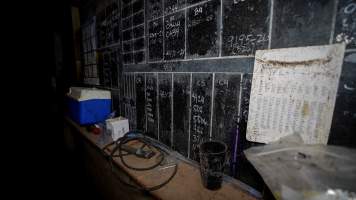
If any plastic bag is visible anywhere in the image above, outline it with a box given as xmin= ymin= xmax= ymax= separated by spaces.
xmin=244 ymin=134 xmax=356 ymax=200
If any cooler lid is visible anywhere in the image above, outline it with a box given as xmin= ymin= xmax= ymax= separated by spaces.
xmin=67 ymin=87 xmax=111 ymax=101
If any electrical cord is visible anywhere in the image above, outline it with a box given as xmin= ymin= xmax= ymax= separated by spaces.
xmin=116 ymin=136 xmax=165 ymax=171
xmin=102 ymin=130 xmax=178 ymax=192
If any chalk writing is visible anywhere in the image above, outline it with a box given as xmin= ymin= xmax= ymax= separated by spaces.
xmin=233 ymin=0 xmax=246 ymax=4
xmin=164 ymin=11 xmax=185 ymax=60
xmin=165 ymin=4 xmax=179 ymax=13
xmin=188 ymin=14 xmax=215 ymax=27
xmin=344 ymin=2 xmax=356 ymax=14
xmin=193 ymin=104 xmax=203 ymax=113
xmin=194 ymin=6 xmax=203 ymax=16
xmin=217 ymin=79 xmax=228 ymax=86
xmin=190 ymin=74 xmax=212 ymax=161
xmin=165 ymin=27 xmax=180 ymax=38
xmin=212 ymin=73 xmax=241 ymax=156
xmin=149 ymin=31 xmax=163 ymax=41
xmin=193 ymin=115 xmax=208 ymax=125
xmin=165 ymin=49 xmax=185 ymax=57
xmin=149 ymin=18 xmax=164 ymax=61
xmin=159 ymin=90 xmax=171 ymax=98
xmin=135 ymin=74 xmax=146 ymax=131
xmin=196 ymin=80 xmax=207 ymax=87
xmin=187 ymin=0 xmax=219 ymax=58
xmin=164 ymin=0 xmax=185 ymax=14
xmin=335 ymin=1 xmax=356 ymax=47
xmin=226 ymin=33 xmax=269 ymax=55
xmin=148 ymin=0 xmax=163 ymax=19
xmin=162 ymin=63 xmax=175 ymax=71
xmin=158 ymin=74 xmax=172 ymax=146
xmin=136 ymin=76 xmax=143 ymax=84
xmin=222 ymin=0 xmax=269 ymax=56
xmin=146 ymin=75 xmax=158 ymax=138
xmin=192 ymin=93 xmax=205 ymax=104
xmin=241 ymin=74 xmax=252 ymax=121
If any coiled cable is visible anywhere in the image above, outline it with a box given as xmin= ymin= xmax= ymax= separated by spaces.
xmin=102 ymin=130 xmax=178 ymax=192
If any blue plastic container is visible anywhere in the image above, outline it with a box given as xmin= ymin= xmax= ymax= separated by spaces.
xmin=67 ymin=87 xmax=111 ymax=125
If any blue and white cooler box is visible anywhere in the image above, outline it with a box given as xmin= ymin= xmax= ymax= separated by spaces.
xmin=67 ymin=87 xmax=111 ymax=125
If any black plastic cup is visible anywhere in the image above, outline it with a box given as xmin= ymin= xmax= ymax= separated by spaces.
xmin=199 ymin=140 xmax=227 ymax=190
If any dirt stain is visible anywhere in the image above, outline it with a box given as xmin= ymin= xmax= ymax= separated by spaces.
xmin=256 ymin=56 xmax=331 ymax=67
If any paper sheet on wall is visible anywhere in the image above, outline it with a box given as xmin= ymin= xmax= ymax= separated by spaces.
xmin=246 ymin=44 xmax=346 ymax=144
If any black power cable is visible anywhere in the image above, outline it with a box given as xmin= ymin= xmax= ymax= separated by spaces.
xmin=102 ymin=131 xmax=178 ymax=192
xmin=116 ymin=136 xmax=165 ymax=171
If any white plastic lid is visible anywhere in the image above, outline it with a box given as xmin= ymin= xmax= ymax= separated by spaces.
xmin=67 ymin=87 xmax=111 ymax=101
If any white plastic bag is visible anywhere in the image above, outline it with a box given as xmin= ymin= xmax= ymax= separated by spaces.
xmin=244 ymin=134 xmax=356 ymax=200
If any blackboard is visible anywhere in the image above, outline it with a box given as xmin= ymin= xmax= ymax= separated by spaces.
xmin=187 ymin=0 xmax=219 ymax=58
xmin=164 ymin=0 xmax=185 ymax=15
xmin=122 ymin=4 xmax=132 ymax=18
xmin=212 ymin=73 xmax=241 ymax=147
xmin=96 ymin=10 xmax=106 ymax=48
xmin=82 ymin=0 xmax=356 ymax=188
xmin=164 ymin=11 xmax=185 ymax=60
xmin=133 ymin=0 xmax=144 ymax=13
xmin=271 ymin=0 xmax=334 ymax=48
xmin=146 ymin=74 xmax=158 ymax=139
xmin=334 ymin=0 xmax=356 ymax=49
xmin=147 ymin=0 xmax=163 ymax=20
xmin=123 ymin=29 xmax=133 ymax=41
xmin=119 ymin=75 xmax=125 ymax=117
xmin=133 ymin=25 xmax=144 ymax=38
xmin=122 ymin=75 xmax=128 ymax=123
xmin=111 ymin=89 xmax=121 ymax=115
xmin=130 ymin=75 xmax=137 ymax=130
xmin=190 ymin=73 xmax=212 ymax=161
xmin=329 ymin=52 xmax=356 ymax=147
xmin=110 ymin=49 xmax=119 ymax=87
xmin=104 ymin=2 xmax=118 ymax=44
xmin=135 ymin=73 xmax=146 ymax=131
xmin=148 ymin=18 xmax=164 ymax=61
xmin=188 ymin=0 xmax=205 ymax=6
xmin=123 ymin=74 xmax=137 ymax=130
xmin=123 ymin=52 xmax=133 ymax=64
xmin=239 ymin=73 xmax=261 ymax=150
xmin=121 ymin=0 xmax=145 ymax=65
xmin=158 ymin=74 xmax=173 ymax=147
xmin=123 ymin=41 xmax=133 ymax=52
xmin=106 ymin=5 xmax=113 ymax=44
xmin=134 ymin=37 xmax=145 ymax=50
xmin=173 ymin=73 xmax=191 ymax=157
xmin=134 ymin=51 xmax=145 ymax=63
xmin=102 ymin=51 xmax=112 ymax=87
xmin=122 ymin=75 xmax=129 ymax=126
xmin=111 ymin=2 xmax=120 ymax=43
xmin=241 ymin=73 xmax=252 ymax=123
xmin=222 ymin=0 xmax=269 ymax=56
xmin=122 ymin=17 xmax=132 ymax=30
xmin=133 ymin=11 xmax=145 ymax=26
xmin=123 ymin=0 xmax=132 ymax=6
